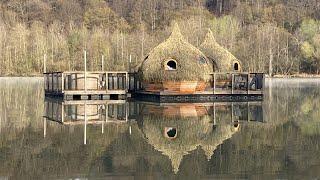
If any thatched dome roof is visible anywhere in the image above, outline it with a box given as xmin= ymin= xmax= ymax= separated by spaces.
xmin=139 ymin=23 xmax=214 ymax=82
xmin=200 ymin=29 xmax=241 ymax=72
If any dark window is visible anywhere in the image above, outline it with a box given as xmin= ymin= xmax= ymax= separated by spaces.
xmin=166 ymin=60 xmax=177 ymax=70
xmin=166 ymin=127 xmax=177 ymax=138
xmin=234 ymin=63 xmax=239 ymax=71
xmin=234 ymin=121 xmax=239 ymax=128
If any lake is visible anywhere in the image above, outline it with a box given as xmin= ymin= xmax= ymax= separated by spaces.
xmin=1 ymin=78 xmax=320 ymax=179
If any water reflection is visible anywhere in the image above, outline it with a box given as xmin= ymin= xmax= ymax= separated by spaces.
xmin=44 ymin=99 xmax=129 ymax=144
xmin=2 ymin=78 xmax=320 ymax=179
xmin=43 ymin=98 xmax=264 ymax=173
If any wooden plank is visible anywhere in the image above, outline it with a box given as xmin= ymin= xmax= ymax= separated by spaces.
xmin=61 ymin=73 xmax=64 ymax=93
xmin=106 ymin=90 xmax=126 ymax=95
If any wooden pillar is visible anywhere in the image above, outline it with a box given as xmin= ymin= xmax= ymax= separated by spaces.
xmin=125 ymin=102 xmax=129 ymax=122
xmin=84 ymin=103 xmax=87 ymax=145
xmin=106 ymin=72 xmax=108 ymax=92
xmin=247 ymin=73 xmax=250 ymax=95
xmin=231 ymin=74 xmax=234 ymax=94
xmin=213 ymin=103 xmax=216 ymax=125
xmin=84 ymin=51 xmax=87 ymax=92
xmin=231 ymin=102 xmax=234 ymax=123
xmin=105 ymin=104 xmax=108 ymax=122
xmin=262 ymin=73 xmax=265 ymax=94
xmin=247 ymin=102 xmax=250 ymax=122
xmin=213 ymin=74 xmax=216 ymax=94
xmin=61 ymin=73 xmax=64 ymax=93
xmin=61 ymin=103 xmax=64 ymax=123
xmin=102 ymin=120 xmax=104 ymax=134
xmin=126 ymin=72 xmax=129 ymax=92
xmin=51 ymin=73 xmax=54 ymax=92
xmin=129 ymin=54 xmax=132 ymax=73
xmin=43 ymin=117 xmax=47 ymax=138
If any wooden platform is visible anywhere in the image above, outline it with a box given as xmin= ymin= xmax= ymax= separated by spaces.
xmin=133 ymin=91 xmax=263 ymax=103
xmin=44 ymin=71 xmax=129 ymax=100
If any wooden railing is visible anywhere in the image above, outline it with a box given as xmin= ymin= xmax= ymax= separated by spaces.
xmin=212 ymin=72 xmax=265 ymax=95
xmin=44 ymin=71 xmax=264 ymax=95
xmin=44 ymin=71 xmax=129 ymax=94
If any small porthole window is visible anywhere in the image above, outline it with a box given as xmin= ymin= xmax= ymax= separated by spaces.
xmin=165 ymin=127 xmax=177 ymax=139
xmin=234 ymin=62 xmax=239 ymax=71
xmin=165 ymin=60 xmax=177 ymax=70
xmin=234 ymin=121 xmax=239 ymax=128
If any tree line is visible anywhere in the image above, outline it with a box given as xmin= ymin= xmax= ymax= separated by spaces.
xmin=0 ymin=0 xmax=320 ymax=76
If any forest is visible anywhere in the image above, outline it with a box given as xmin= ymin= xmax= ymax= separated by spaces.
xmin=0 ymin=0 xmax=320 ymax=76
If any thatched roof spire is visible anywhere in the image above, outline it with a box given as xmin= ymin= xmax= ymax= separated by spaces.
xmin=203 ymin=28 xmax=216 ymax=44
xmin=169 ymin=22 xmax=185 ymax=41
xmin=167 ymin=152 xmax=184 ymax=174
xmin=200 ymin=28 xmax=241 ymax=72
xmin=201 ymin=145 xmax=216 ymax=161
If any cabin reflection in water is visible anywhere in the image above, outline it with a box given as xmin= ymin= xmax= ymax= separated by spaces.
xmin=43 ymin=99 xmax=264 ymax=173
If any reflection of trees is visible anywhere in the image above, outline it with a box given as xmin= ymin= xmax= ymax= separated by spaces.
xmin=0 ymin=120 xmax=129 ymax=179
xmin=0 ymin=78 xmax=44 ymax=135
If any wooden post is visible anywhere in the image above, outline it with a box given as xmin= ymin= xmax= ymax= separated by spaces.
xmin=51 ymin=73 xmax=54 ymax=92
xmin=61 ymin=73 xmax=64 ymax=93
xmin=43 ymin=54 xmax=47 ymax=73
xmin=262 ymin=73 xmax=265 ymax=94
xmin=106 ymin=72 xmax=108 ymax=92
xmin=247 ymin=73 xmax=250 ymax=95
xmin=61 ymin=103 xmax=64 ymax=123
xmin=84 ymin=102 xmax=87 ymax=145
xmin=231 ymin=102 xmax=234 ymax=123
xmin=126 ymin=72 xmax=129 ymax=92
xmin=84 ymin=50 xmax=87 ymax=92
xmin=231 ymin=74 xmax=234 ymax=94
xmin=213 ymin=74 xmax=216 ymax=94
xmin=102 ymin=120 xmax=104 ymax=134
xmin=125 ymin=102 xmax=129 ymax=122
xmin=247 ymin=102 xmax=250 ymax=121
xmin=213 ymin=103 xmax=216 ymax=125
xmin=43 ymin=117 xmax=46 ymax=138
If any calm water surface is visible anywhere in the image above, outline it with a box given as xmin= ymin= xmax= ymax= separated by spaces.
xmin=1 ymin=77 xmax=320 ymax=179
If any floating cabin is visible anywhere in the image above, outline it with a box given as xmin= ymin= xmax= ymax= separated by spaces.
xmin=44 ymin=23 xmax=264 ymax=102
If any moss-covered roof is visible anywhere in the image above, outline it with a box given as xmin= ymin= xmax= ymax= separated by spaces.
xmin=139 ymin=23 xmax=214 ymax=82
xmin=200 ymin=29 xmax=241 ymax=72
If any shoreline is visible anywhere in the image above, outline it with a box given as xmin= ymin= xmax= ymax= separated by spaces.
xmin=2 ymin=75 xmax=320 ymax=78
xmin=1 ymin=73 xmax=320 ymax=79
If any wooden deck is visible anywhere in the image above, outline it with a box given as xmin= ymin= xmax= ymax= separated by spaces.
xmin=44 ymin=71 xmax=129 ymax=100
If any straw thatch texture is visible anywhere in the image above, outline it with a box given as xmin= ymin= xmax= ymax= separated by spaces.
xmin=200 ymin=29 xmax=241 ymax=72
xmin=139 ymin=23 xmax=214 ymax=82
